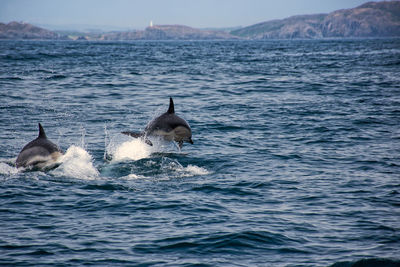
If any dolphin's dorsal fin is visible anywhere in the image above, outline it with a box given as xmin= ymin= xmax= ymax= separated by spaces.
xmin=167 ymin=97 xmax=175 ymax=114
xmin=38 ymin=123 xmax=47 ymax=139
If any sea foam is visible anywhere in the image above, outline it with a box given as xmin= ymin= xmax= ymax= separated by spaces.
xmin=111 ymin=138 xmax=154 ymax=162
xmin=0 ymin=161 xmax=18 ymax=175
xmin=51 ymin=145 xmax=99 ymax=180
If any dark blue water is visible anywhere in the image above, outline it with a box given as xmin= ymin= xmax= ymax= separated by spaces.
xmin=1 ymin=39 xmax=400 ymax=266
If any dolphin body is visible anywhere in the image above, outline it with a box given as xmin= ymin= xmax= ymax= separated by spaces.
xmin=16 ymin=123 xmax=63 ymax=170
xmin=122 ymin=97 xmax=193 ymax=148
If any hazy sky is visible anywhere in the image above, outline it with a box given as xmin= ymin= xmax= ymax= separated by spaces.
xmin=0 ymin=0 xmax=380 ymax=30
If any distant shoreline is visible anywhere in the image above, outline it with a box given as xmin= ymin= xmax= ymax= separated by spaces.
xmin=1 ymin=37 xmax=399 ymax=42
xmin=1 ymin=1 xmax=399 ymax=40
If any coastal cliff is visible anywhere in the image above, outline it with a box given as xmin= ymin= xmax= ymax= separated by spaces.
xmin=231 ymin=1 xmax=400 ymax=39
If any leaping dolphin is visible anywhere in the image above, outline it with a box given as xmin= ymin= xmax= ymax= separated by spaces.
xmin=122 ymin=97 xmax=193 ymax=148
xmin=16 ymin=123 xmax=63 ymax=170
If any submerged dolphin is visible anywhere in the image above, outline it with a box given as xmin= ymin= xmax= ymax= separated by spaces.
xmin=16 ymin=123 xmax=63 ymax=170
xmin=122 ymin=97 xmax=193 ymax=148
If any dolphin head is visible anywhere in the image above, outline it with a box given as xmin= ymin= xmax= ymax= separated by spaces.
xmin=16 ymin=123 xmax=63 ymax=170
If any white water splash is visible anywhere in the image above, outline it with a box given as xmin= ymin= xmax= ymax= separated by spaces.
xmin=121 ymin=173 xmax=144 ymax=180
xmin=159 ymin=158 xmax=211 ymax=178
xmin=104 ymin=132 xmax=210 ymax=178
xmin=0 ymin=161 xmax=18 ymax=175
xmin=181 ymin=164 xmax=211 ymax=176
xmin=51 ymin=145 xmax=99 ymax=180
xmin=111 ymin=138 xmax=154 ymax=162
xmin=173 ymin=164 xmax=211 ymax=177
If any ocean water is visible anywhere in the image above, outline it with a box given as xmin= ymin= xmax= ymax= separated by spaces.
xmin=0 ymin=39 xmax=399 ymax=266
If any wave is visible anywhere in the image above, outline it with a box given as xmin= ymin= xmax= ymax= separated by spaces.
xmin=150 ymin=158 xmax=211 ymax=179
xmin=132 ymin=230 xmax=302 ymax=254
xmin=330 ymin=258 xmax=400 ymax=267
xmin=0 ymin=76 xmax=24 ymax=81
xmin=106 ymin=156 xmax=211 ymax=180
xmin=180 ymin=164 xmax=210 ymax=176
xmin=44 ymin=74 xmax=67 ymax=80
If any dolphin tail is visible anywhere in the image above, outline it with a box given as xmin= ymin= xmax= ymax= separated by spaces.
xmin=121 ymin=131 xmax=153 ymax=146
xmin=167 ymin=97 xmax=175 ymax=114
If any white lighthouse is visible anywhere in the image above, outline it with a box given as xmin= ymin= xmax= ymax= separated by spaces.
xmin=150 ymin=20 xmax=153 ymax=27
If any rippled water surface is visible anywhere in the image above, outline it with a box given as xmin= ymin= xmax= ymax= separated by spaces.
xmin=1 ymin=40 xmax=400 ymax=266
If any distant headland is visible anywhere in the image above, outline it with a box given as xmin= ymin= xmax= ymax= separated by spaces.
xmin=0 ymin=21 xmax=69 ymax=40
xmin=231 ymin=1 xmax=400 ymax=39
xmin=1 ymin=1 xmax=399 ymax=40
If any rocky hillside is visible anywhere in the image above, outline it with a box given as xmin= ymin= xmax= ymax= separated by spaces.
xmin=0 ymin=21 xmax=68 ymax=40
xmin=231 ymin=14 xmax=326 ymax=39
xmin=321 ymin=1 xmax=400 ymax=37
xmin=231 ymin=1 xmax=400 ymax=39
